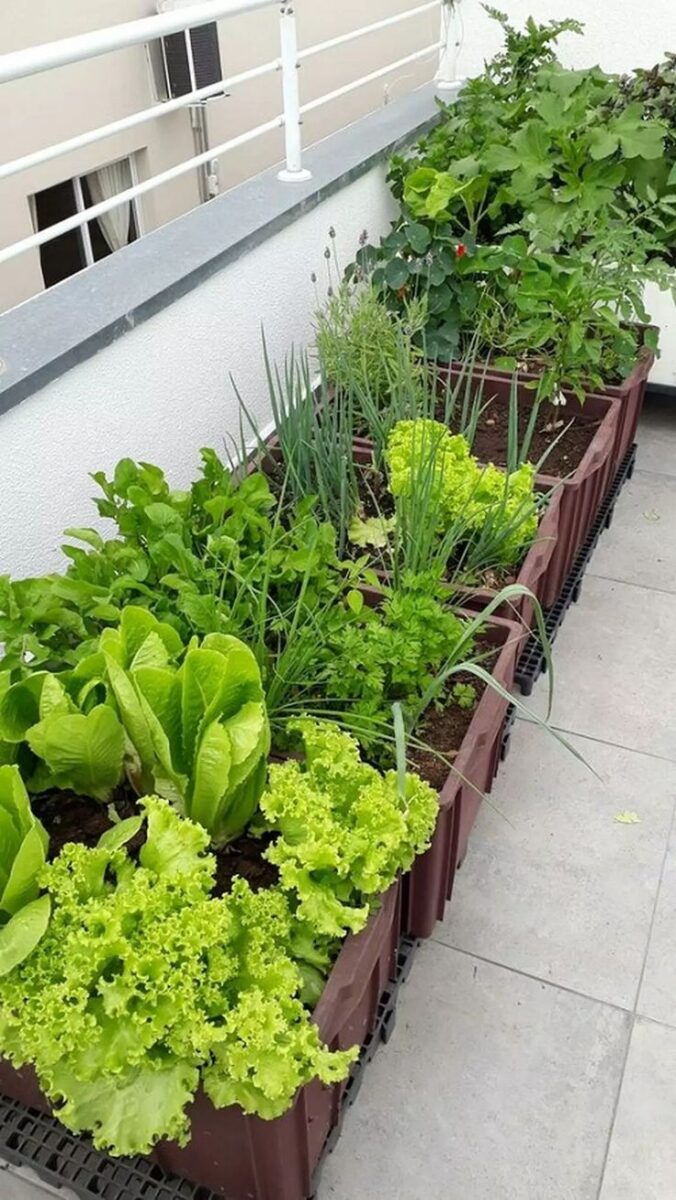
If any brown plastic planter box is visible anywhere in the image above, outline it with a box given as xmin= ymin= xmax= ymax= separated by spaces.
xmin=351 ymin=440 xmax=561 ymax=632
xmin=405 ymin=613 xmax=522 ymax=884
xmin=595 ymin=342 xmax=654 ymax=470
xmin=429 ymin=380 xmax=622 ymax=610
xmin=354 ymin=596 xmax=522 ymax=932
xmin=447 ymin=333 xmax=654 ymax=476
xmin=0 ymin=881 xmax=401 ymax=1200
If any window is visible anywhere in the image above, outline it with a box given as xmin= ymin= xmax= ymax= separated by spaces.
xmin=160 ymin=24 xmax=222 ymax=98
xmin=33 ymin=159 xmax=142 ymax=290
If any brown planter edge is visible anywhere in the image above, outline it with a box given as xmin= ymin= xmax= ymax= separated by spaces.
xmin=0 ymin=881 xmax=402 ymax=1200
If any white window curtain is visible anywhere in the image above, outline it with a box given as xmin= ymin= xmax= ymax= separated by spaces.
xmin=85 ymin=160 xmax=133 ymax=253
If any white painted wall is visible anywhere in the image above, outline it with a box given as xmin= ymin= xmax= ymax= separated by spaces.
xmin=452 ymin=0 xmax=673 ymax=76
xmin=0 ymin=166 xmax=397 ymax=579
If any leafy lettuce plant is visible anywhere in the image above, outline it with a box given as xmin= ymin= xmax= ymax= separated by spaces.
xmin=0 ymin=671 xmax=126 ymax=802
xmin=0 ymin=766 xmax=50 ymax=977
xmin=386 ymin=419 xmax=538 ymax=567
xmin=73 ymin=608 xmax=271 ymax=845
xmin=260 ymin=718 xmax=438 ymax=942
xmin=0 ymin=608 xmax=270 ymax=846
xmin=0 ymin=796 xmax=355 ymax=1156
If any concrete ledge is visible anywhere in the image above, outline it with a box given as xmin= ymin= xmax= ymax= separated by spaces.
xmin=0 ymin=84 xmax=449 ymax=415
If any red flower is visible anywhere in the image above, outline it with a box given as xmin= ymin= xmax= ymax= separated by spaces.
xmin=456 ymin=243 xmax=467 ymax=259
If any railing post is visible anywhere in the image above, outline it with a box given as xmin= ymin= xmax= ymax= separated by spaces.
xmin=436 ymin=0 xmax=461 ymax=93
xmin=277 ymin=2 xmax=312 ymax=182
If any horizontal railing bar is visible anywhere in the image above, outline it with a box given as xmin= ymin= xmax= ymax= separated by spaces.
xmin=0 ymin=57 xmax=281 ymax=182
xmin=0 ymin=112 xmax=285 ymax=267
xmin=300 ymin=41 xmax=443 ymax=116
xmin=0 ymin=0 xmax=277 ymax=85
xmin=297 ymin=1 xmax=440 ymax=62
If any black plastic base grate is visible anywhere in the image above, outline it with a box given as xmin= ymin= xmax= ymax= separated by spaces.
xmin=0 ymin=938 xmax=421 ymax=1200
xmin=514 ymin=443 xmax=636 ymax=698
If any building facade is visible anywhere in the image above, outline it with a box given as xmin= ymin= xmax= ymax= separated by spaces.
xmin=0 ymin=0 xmax=440 ymax=313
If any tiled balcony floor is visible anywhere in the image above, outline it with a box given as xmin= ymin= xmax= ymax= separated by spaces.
xmin=3 ymin=399 xmax=676 ymax=1200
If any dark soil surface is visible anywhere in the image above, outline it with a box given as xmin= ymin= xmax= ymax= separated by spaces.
xmin=213 ymin=833 xmax=279 ymax=896
xmin=408 ymin=637 xmax=499 ymax=791
xmin=34 ymin=785 xmax=279 ymax=895
xmin=33 ymin=784 xmax=143 ymax=859
xmin=444 ymin=391 xmax=600 ymax=477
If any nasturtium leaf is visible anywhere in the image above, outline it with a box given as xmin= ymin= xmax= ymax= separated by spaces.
xmin=384 ymin=258 xmax=411 ymax=291
xmin=406 ymin=221 xmax=432 ymax=254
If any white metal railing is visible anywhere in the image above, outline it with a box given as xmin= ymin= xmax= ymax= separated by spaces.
xmin=0 ymin=0 xmax=459 ymax=270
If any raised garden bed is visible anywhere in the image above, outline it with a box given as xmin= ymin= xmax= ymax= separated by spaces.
xmin=0 ymin=881 xmax=402 ymax=1200
xmin=435 ymin=377 xmax=622 ymax=608
xmin=350 ymin=440 xmax=559 ymax=631
xmin=355 ymin=600 xmax=522 ymax=880
xmin=446 ymin=334 xmax=654 ymax=476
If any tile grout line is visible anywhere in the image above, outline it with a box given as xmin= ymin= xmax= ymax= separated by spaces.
xmin=585 ymin=572 xmax=676 ymax=599
xmin=593 ymin=793 xmax=676 ymax=1200
xmin=633 ymin=465 xmax=676 ymax=483
xmin=427 ymin=939 xmax=634 ymax=1018
xmin=513 ymin=718 xmax=676 ymax=766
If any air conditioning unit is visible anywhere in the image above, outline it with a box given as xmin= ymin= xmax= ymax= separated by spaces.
xmin=156 ymin=0 xmax=223 ymax=98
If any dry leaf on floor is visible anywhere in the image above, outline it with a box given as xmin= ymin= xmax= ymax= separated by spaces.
xmin=642 ymin=509 xmax=661 ymax=522
xmin=614 ymin=811 xmax=641 ymax=824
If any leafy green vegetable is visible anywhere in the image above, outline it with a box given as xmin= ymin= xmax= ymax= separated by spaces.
xmin=73 ymin=608 xmax=271 ymax=844
xmin=0 ymin=766 xmax=50 ymax=976
xmin=261 ymin=719 xmax=438 ymax=939
xmin=357 ymin=10 xmax=676 ymax=392
xmin=386 ymin=419 xmax=537 ymax=566
xmin=0 ymin=796 xmax=355 ymax=1156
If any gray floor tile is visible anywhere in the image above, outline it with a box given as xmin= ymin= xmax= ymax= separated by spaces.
xmin=320 ymin=943 xmax=630 ymax=1200
xmin=599 ymin=1018 xmax=676 ymax=1200
xmin=526 ymin=575 xmax=676 ymax=762
xmin=589 ymin=473 xmax=676 ymax=593
xmin=636 ymin=402 xmax=676 ymax=478
xmin=0 ymin=1165 xmax=66 ymax=1199
xmin=638 ymin=830 xmax=676 ymax=1028
xmin=436 ymin=723 xmax=676 ymax=1009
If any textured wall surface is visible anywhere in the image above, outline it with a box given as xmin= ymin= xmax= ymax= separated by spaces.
xmin=451 ymin=0 xmax=673 ymax=76
xmin=0 ymin=166 xmax=395 ymax=579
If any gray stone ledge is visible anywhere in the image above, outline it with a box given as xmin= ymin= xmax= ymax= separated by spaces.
xmin=0 ymin=84 xmax=449 ymax=416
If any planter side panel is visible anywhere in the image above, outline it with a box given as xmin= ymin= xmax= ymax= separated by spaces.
xmin=403 ymin=617 xmax=521 ymax=938
xmin=539 ymin=396 xmax=620 ymax=607
xmin=454 ymin=617 xmax=520 ymax=866
xmin=154 ymin=880 xmax=401 ymax=1200
xmin=0 ymin=885 xmax=401 ymax=1200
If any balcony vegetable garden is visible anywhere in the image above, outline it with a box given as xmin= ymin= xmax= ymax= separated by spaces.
xmin=0 ymin=13 xmax=675 ymax=1200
